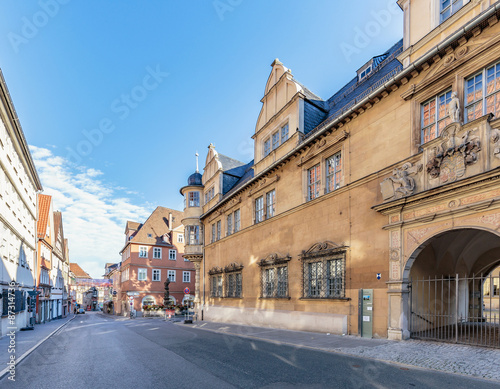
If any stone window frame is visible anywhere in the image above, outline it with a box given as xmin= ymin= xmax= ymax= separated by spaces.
xmin=465 ymin=60 xmax=500 ymax=123
xmin=299 ymin=241 xmax=349 ymax=300
xmin=258 ymin=254 xmax=291 ymax=299
xmin=421 ymin=88 xmax=453 ymax=144
xmin=224 ymin=263 xmax=244 ymax=298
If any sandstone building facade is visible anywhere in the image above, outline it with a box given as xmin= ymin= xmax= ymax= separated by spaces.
xmin=182 ymin=0 xmax=500 ymax=344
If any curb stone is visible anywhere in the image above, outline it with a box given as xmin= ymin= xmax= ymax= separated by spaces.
xmin=0 ymin=315 xmax=76 ymax=381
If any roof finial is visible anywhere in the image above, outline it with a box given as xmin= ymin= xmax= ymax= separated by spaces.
xmin=195 ymin=152 xmax=199 ymax=173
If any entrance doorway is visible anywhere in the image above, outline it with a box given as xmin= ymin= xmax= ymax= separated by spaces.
xmin=405 ymin=228 xmax=500 ymax=348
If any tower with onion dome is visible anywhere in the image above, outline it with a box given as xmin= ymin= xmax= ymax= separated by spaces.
xmin=180 ymin=153 xmax=204 ymax=312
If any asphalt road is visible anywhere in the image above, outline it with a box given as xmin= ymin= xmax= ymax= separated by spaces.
xmin=1 ymin=312 xmax=498 ymax=389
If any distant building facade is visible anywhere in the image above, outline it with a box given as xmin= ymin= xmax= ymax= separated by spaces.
xmin=118 ymin=207 xmax=194 ymax=315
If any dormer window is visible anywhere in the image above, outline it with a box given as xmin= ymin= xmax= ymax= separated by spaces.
xmin=440 ymin=0 xmax=463 ymax=23
xmin=359 ymin=66 xmax=372 ymax=81
xmin=263 ymin=122 xmax=289 ymax=158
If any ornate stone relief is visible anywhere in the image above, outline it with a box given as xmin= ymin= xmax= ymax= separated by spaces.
xmin=426 ymin=123 xmax=480 ymax=183
xmin=247 ymin=175 xmax=280 ymax=197
xmin=380 ymin=162 xmax=422 ymax=201
xmin=490 ymin=128 xmax=500 ymax=158
xmin=258 ymin=253 xmax=291 ymax=267
xmin=299 ymin=241 xmax=346 ymax=259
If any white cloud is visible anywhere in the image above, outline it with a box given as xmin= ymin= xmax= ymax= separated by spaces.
xmin=30 ymin=145 xmax=152 ymax=278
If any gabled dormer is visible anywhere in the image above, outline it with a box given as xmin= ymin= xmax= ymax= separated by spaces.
xmin=253 ymin=59 xmax=327 ymax=175
xmin=202 ymin=144 xmax=247 ymax=211
xmin=397 ymin=0 xmax=489 ymax=67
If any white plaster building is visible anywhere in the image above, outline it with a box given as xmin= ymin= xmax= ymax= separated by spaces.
xmin=0 ymin=69 xmax=43 ymax=337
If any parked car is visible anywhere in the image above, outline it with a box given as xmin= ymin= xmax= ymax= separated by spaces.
xmin=77 ymin=308 xmax=85 ymax=314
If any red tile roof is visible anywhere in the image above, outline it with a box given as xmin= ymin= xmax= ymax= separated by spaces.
xmin=70 ymin=263 xmax=92 ymax=279
xmin=37 ymin=194 xmax=52 ymax=239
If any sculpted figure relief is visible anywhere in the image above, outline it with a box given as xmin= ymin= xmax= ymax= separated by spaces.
xmin=448 ymin=92 xmax=460 ymax=123
xmin=380 ymin=162 xmax=421 ymax=201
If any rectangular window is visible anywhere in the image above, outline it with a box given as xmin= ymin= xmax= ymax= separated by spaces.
xmin=234 ymin=209 xmax=241 ymax=232
xmin=216 ymin=220 xmax=221 ymax=241
xmin=138 ymin=268 xmax=147 ymax=281
xmin=272 ymin=131 xmax=280 ymax=150
xmin=465 ymin=62 xmax=500 ymax=122
xmin=188 ymin=191 xmax=200 ymax=207
xmin=307 ymin=164 xmax=321 ymax=201
xmin=261 ymin=266 xmax=288 ymax=298
xmin=187 ymin=226 xmax=199 ymax=245
xmin=227 ymin=213 xmax=233 ymax=236
xmin=211 ymin=223 xmax=216 ymax=243
xmin=226 ymin=273 xmax=242 ymax=298
xmin=255 ymin=196 xmax=264 ymax=224
xmin=302 ymin=253 xmax=345 ymax=298
xmin=266 ymin=189 xmax=275 ymax=218
xmin=168 ymin=270 xmax=176 ymax=282
xmin=183 ymin=271 xmax=190 ymax=283
xmin=281 ymin=123 xmax=289 ymax=142
xmin=139 ymin=246 xmax=148 ymax=258
xmin=177 ymin=233 xmax=184 ymax=243
xmin=421 ymin=90 xmax=452 ymax=143
xmin=152 ymin=269 xmax=161 ymax=282
xmin=264 ymin=138 xmax=271 ymax=157
xmin=211 ymin=275 xmax=223 ymax=297
xmin=326 ymin=152 xmax=342 ymax=192
xmin=169 ymin=249 xmax=176 ymax=260
xmin=153 ymin=247 xmax=161 ymax=259
xmin=440 ymin=0 xmax=463 ymax=23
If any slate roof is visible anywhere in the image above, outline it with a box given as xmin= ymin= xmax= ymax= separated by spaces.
xmin=128 ymin=206 xmax=183 ymax=246
xmin=37 ymin=194 xmax=51 ymax=239
xmin=70 ymin=263 xmax=92 ymax=279
xmin=207 ymin=40 xmax=404 ymax=205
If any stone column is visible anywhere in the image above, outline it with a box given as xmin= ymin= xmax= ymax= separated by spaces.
xmin=387 ymin=281 xmax=410 ymax=340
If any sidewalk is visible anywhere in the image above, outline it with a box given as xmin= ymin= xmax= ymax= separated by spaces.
xmin=0 ymin=315 xmax=75 ymax=380
xmin=176 ymin=320 xmax=500 ymax=381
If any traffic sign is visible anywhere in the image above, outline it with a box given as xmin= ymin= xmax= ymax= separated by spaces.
xmin=183 ymin=287 xmax=190 ymax=294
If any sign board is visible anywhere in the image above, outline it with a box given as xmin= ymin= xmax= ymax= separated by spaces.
xmin=127 ymin=292 xmax=139 ymax=296
xmin=360 ymin=289 xmax=373 ymax=338
xmin=183 ymin=288 xmax=190 ymax=294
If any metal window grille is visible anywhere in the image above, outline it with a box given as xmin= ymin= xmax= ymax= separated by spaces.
xmin=225 ymin=273 xmax=242 ymax=298
xmin=326 ymin=152 xmax=342 ymax=193
xmin=217 ymin=276 xmax=223 ymax=297
xmin=259 ymin=254 xmax=291 ymax=298
xmin=307 ymin=164 xmax=321 ymax=200
xmin=301 ymin=252 xmax=345 ymax=299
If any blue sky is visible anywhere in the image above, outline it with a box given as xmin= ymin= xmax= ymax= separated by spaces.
xmin=0 ymin=1 xmax=403 ymax=278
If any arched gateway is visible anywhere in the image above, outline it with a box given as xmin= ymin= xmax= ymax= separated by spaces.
xmin=403 ymin=228 xmax=500 ymax=347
